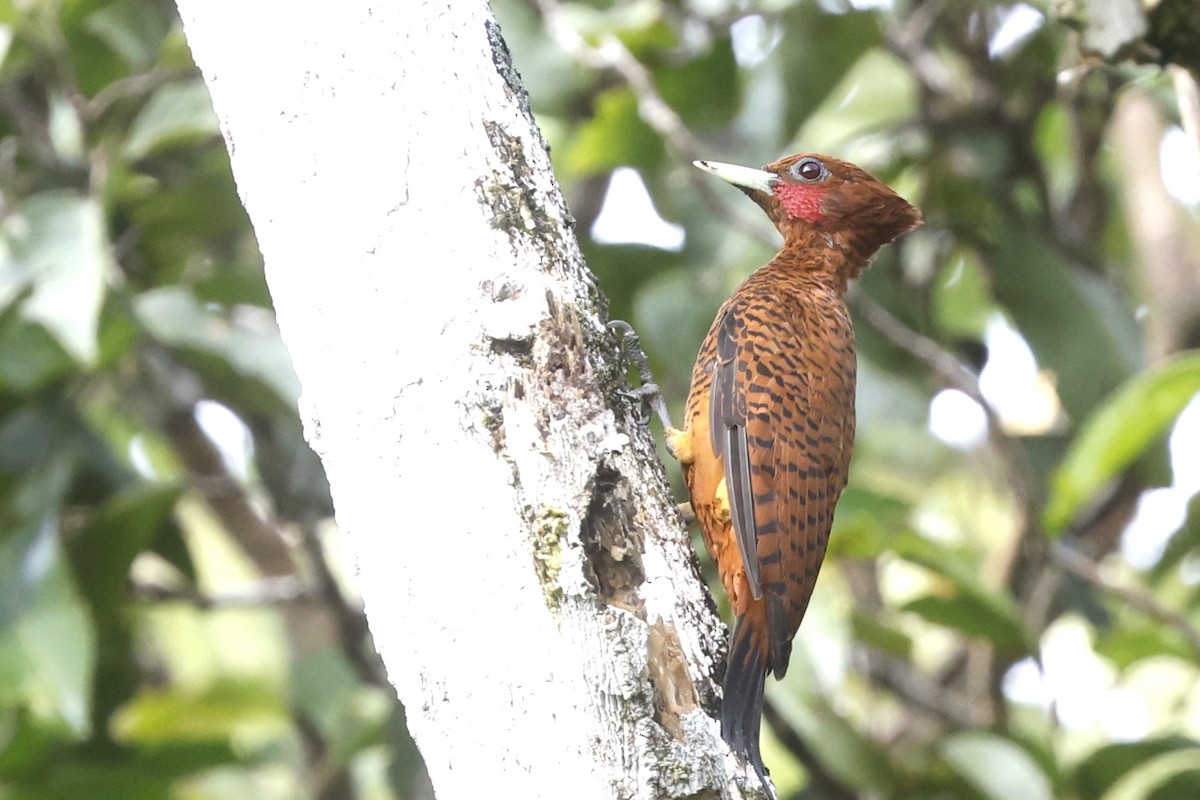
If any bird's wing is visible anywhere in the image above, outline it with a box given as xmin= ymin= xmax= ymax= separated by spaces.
xmin=711 ymin=309 xmax=760 ymax=597
xmin=709 ymin=297 xmax=854 ymax=663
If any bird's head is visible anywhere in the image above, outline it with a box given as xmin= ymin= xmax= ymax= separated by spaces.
xmin=695 ymin=153 xmax=922 ymax=280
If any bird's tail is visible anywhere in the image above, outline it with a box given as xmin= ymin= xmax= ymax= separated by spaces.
xmin=722 ymin=602 xmax=779 ymax=791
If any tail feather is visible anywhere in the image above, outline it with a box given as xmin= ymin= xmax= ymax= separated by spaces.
xmin=723 ymin=610 xmax=770 ymax=790
xmin=766 ymin=597 xmax=793 ymax=679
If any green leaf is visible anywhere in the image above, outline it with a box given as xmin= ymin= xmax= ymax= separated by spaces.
xmin=2 ymin=743 xmax=242 ymax=800
xmin=65 ymin=481 xmax=183 ymax=745
xmin=69 ymin=482 xmax=183 ymax=622
xmin=120 ymin=148 xmax=256 ymax=279
xmin=777 ymin=5 xmax=883 ymax=138
xmin=826 ymin=485 xmax=911 ymax=559
xmin=134 ymin=286 xmax=300 ymax=407
xmin=1045 ymin=352 xmax=1200 ymax=534
xmin=1093 ymin=622 xmax=1194 ymax=671
xmin=776 ymin=697 xmax=896 ymax=795
xmin=616 ymin=18 xmax=675 ymax=55
xmin=655 ymin=36 xmax=739 ymax=131
xmin=988 ymin=222 xmax=1142 ymax=423
xmin=192 ymin=270 xmax=273 ymax=308
xmin=83 ymin=0 xmax=175 ymax=68
xmin=902 ymin=593 xmax=1026 ymax=651
xmin=59 ymin=1 xmax=133 ymax=97
xmin=630 ymin=265 xmax=727 ymax=411
xmin=770 ymin=647 xmax=897 ymax=795
xmin=562 ymin=87 xmax=664 ymax=176
xmin=933 ymin=250 xmax=999 ymax=340
xmin=1075 ymin=738 xmax=1200 ymax=800
xmin=0 ymin=407 xmax=75 ymax=478
xmin=893 ymin=533 xmax=1029 ymax=652
xmin=849 ymin=610 xmax=912 ymax=659
xmin=559 ymin=0 xmax=668 ymax=52
xmin=796 ymin=48 xmax=919 ymax=155
xmin=124 ymin=79 xmax=219 ymax=159
xmin=0 ymin=320 xmax=75 ymax=392
xmin=580 ymin=241 xmax=680 ymax=323
xmin=294 ymin=649 xmax=391 ymax=764
xmin=111 ymin=681 xmax=288 ymax=745
xmin=0 ymin=707 xmax=66 ymax=776
xmin=1099 ymin=748 xmax=1200 ymax=800
xmin=0 ymin=192 xmax=110 ymax=365
xmin=96 ymin=293 xmax=139 ymax=367
xmin=1033 ymin=102 xmax=1081 ymax=212
xmin=294 ymin=648 xmax=360 ymax=731
xmin=0 ymin=517 xmax=97 ymax=737
xmin=942 ymin=732 xmax=1055 ymax=800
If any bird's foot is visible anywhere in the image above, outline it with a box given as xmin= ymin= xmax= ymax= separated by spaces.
xmin=607 ymin=320 xmax=674 ymax=431
xmin=675 ymin=501 xmax=696 ymax=526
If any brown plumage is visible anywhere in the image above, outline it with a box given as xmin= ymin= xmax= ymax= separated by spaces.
xmin=668 ymin=153 xmax=921 ymax=784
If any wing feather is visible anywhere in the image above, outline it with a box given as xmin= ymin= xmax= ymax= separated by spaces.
xmin=707 ymin=291 xmax=854 ymax=664
xmin=712 ymin=311 xmax=761 ymax=599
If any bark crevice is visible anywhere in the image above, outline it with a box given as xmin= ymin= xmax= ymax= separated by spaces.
xmin=581 ymin=457 xmax=647 ymax=613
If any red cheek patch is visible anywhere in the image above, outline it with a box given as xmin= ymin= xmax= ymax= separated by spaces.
xmin=775 ymin=182 xmax=828 ymax=223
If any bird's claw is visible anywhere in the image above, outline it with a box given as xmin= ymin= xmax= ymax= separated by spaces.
xmin=606 ymin=319 xmax=635 ymax=337
xmin=608 ymin=319 xmax=673 ymax=430
xmin=606 ymin=320 xmax=638 ymax=362
xmin=617 ymin=383 xmax=664 ymax=426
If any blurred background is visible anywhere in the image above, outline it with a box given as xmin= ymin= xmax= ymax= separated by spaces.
xmin=1 ymin=0 xmax=1198 ymax=798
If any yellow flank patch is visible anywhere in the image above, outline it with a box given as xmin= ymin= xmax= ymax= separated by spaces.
xmin=664 ymin=426 xmax=694 ymax=465
xmin=713 ymin=477 xmax=732 ymax=525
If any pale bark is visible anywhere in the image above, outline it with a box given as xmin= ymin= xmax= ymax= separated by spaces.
xmin=175 ymin=1 xmax=756 ymax=798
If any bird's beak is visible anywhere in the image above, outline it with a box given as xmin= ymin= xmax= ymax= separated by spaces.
xmin=693 ymin=160 xmax=777 ymax=193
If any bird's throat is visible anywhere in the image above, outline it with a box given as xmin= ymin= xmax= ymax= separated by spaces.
xmin=774 ymin=182 xmax=827 ymax=223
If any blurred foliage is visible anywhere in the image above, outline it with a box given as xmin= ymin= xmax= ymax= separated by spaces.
xmin=496 ymin=0 xmax=1200 ymax=798
xmin=2 ymin=0 xmax=1200 ymax=799
xmin=0 ymin=1 xmax=420 ymax=798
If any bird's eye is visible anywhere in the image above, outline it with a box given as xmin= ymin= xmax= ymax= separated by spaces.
xmin=791 ymin=158 xmax=826 ymax=182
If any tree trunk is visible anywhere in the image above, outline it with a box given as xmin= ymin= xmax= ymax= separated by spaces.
xmin=175 ymin=1 xmax=754 ymax=797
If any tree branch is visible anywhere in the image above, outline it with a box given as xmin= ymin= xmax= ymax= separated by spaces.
xmin=532 ymin=0 xmax=779 ymax=249
xmin=130 ymin=575 xmax=314 ymax=607
xmin=531 ymin=0 xmax=703 ymax=159
xmin=762 ymin=698 xmax=859 ymax=800
xmin=863 ymin=649 xmax=976 ymax=729
xmin=1051 ymin=542 xmax=1200 ymax=661
xmin=178 ymin=1 xmax=757 ymax=795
